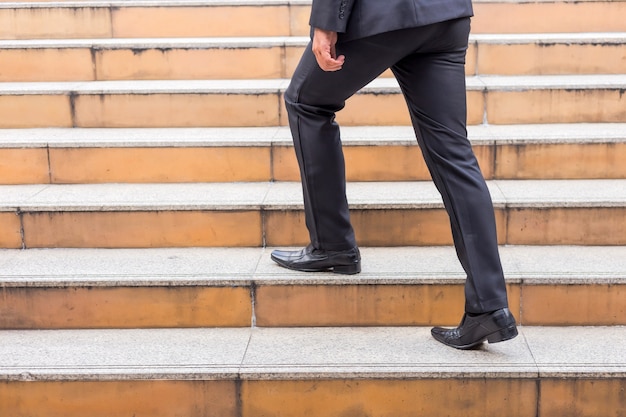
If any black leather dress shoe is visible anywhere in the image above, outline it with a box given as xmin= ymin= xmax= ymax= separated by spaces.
xmin=271 ymin=245 xmax=361 ymax=275
xmin=431 ymin=308 xmax=518 ymax=350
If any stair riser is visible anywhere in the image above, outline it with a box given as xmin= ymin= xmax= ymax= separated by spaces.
xmin=46 ymin=147 xmax=275 ymax=183
xmin=1 ymin=88 xmax=624 ymax=128
xmin=0 ymin=380 xmax=238 ymax=417
xmin=0 ymin=212 xmax=21 ymax=248
xmin=2 ymin=2 xmax=625 ymax=39
xmin=0 ymin=7 xmax=112 ymax=40
xmin=0 ymin=148 xmax=50 ymax=184
xmin=16 ymin=211 xmax=264 ymax=248
xmin=0 ymin=94 xmax=280 ymax=128
xmin=0 ymin=287 xmax=252 ymax=329
xmin=0 ymin=5 xmax=304 ymax=40
xmin=3 ymin=41 xmax=624 ymax=82
xmin=256 ymin=284 xmax=626 ymax=327
xmin=472 ymin=1 xmax=626 ymax=34
xmin=472 ymin=42 xmax=626 ymax=76
xmin=1 ymin=208 xmax=625 ymax=249
xmin=1 ymin=283 xmax=623 ymax=329
xmin=1 ymin=379 xmax=623 ymax=417
xmin=494 ymin=143 xmax=626 ymax=180
xmin=3 ymin=142 xmax=626 ymax=185
xmin=246 ymin=379 xmax=623 ymax=417
xmin=0 ymin=46 xmax=304 ymax=82
xmin=485 ymin=89 xmax=626 ymax=125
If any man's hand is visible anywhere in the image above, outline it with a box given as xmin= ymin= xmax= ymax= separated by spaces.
xmin=312 ymin=28 xmax=345 ymax=71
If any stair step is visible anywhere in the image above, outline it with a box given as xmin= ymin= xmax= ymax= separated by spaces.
xmin=1 ymin=124 xmax=625 ymax=184
xmin=469 ymin=32 xmax=626 ymax=75
xmin=1 ymin=0 xmax=623 ymax=413
xmin=0 ymin=326 xmax=624 ymax=416
xmin=0 ymin=0 xmax=310 ymax=39
xmin=1 ymin=33 xmax=624 ymax=82
xmin=0 ymin=75 xmax=624 ymax=128
xmin=1 ymin=179 xmax=625 ymax=248
xmin=0 ymin=36 xmax=308 ymax=81
xmin=2 ymin=0 xmax=625 ymax=39
xmin=472 ymin=0 xmax=626 ymax=34
xmin=0 ymin=245 xmax=624 ymax=328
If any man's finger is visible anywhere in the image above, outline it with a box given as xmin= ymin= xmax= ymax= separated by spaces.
xmin=314 ymin=48 xmax=344 ymax=71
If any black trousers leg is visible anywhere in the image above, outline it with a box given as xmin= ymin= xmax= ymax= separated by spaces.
xmin=285 ymin=18 xmax=509 ymax=312
xmin=285 ymin=33 xmax=399 ymax=250
xmin=390 ymin=18 xmax=508 ymax=313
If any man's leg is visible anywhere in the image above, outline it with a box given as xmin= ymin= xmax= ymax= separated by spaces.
xmin=272 ymin=34 xmax=408 ymax=274
xmin=272 ymin=36 xmax=393 ymax=273
xmin=273 ymin=24 xmax=466 ymax=274
xmin=391 ymin=17 xmax=509 ymax=313
xmin=282 ymin=23 xmax=455 ymax=253
xmin=389 ymin=18 xmax=517 ymax=348
xmin=284 ymin=41 xmax=394 ymax=251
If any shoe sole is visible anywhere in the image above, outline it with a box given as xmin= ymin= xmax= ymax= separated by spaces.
xmin=271 ymin=256 xmax=361 ymax=275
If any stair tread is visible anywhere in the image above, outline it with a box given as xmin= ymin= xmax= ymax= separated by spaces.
xmin=1 ymin=74 xmax=625 ymax=95
xmin=0 ymin=326 xmax=624 ymax=380
xmin=1 ymin=245 xmax=625 ymax=287
xmin=0 ymin=0 xmax=478 ymax=8
xmin=0 ymin=36 xmax=309 ymax=49
xmin=1 ymin=0 xmax=622 ymax=8
xmin=472 ymin=31 xmax=626 ymax=43
xmin=2 ymin=32 xmax=625 ymax=49
xmin=1 ymin=179 xmax=626 ymax=211
xmin=1 ymin=124 xmax=625 ymax=148
xmin=0 ymin=0 xmax=308 ymax=8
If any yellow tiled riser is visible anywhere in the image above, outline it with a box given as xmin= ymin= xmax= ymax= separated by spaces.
xmin=0 ymin=47 xmax=300 ymax=82
xmin=470 ymin=42 xmax=626 ymax=76
xmin=1 ymin=2 xmax=625 ymax=39
xmin=0 ymin=88 xmax=624 ymax=128
xmin=1 ymin=282 xmax=624 ymax=328
xmin=0 ymin=6 xmax=305 ymax=40
xmin=257 ymin=284 xmax=626 ymax=326
xmin=2 ymin=142 xmax=626 ymax=185
xmin=0 ymin=287 xmax=251 ymax=328
xmin=1 ymin=379 xmax=624 ymax=417
xmin=2 ymin=41 xmax=624 ymax=82
xmin=1 ymin=207 xmax=625 ymax=249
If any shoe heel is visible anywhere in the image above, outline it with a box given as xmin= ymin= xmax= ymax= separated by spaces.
xmin=333 ymin=262 xmax=361 ymax=275
xmin=487 ymin=325 xmax=518 ymax=344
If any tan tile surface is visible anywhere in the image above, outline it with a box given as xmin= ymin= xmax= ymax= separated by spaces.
xmin=0 ymin=212 xmax=22 ymax=248
xmin=0 ymin=148 xmax=50 ymax=184
xmin=0 ymin=95 xmax=72 ymax=128
xmin=0 ymin=380 xmax=237 ymax=417
xmin=112 ymin=6 xmax=290 ymax=37
xmin=0 ymin=7 xmax=111 ymax=39
xmin=0 ymin=286 xmax=251 ymax=328
xmin=74 ymin=93 xmax=280 ymax=127
xmin=22 ymin=211 xmax=262 ymax=248
xmin=242 ymin=379 xmax=537 ymax=417
xmin=49 ymin=147 xmax=272 ymax=183
xmin=0 ymin=48 xmax=94 ymax=82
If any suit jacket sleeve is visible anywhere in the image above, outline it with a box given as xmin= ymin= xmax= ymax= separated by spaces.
xmin=309 ymin=0 xmax=356 ymax=32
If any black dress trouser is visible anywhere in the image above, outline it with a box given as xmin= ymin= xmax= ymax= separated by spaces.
xmin=284 ymin=17 xmax=509 ymax=314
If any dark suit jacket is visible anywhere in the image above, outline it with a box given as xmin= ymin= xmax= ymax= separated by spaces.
xmin=310 ymin=0 xmax=473 ymax=41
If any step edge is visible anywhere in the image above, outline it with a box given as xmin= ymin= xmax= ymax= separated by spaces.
xmin=1 ymin=124 xmax=626 ymax=148
xmin=1 ymin=245 xmax=625 ymax=287
xmin=1 ymin=74 xmax=625 ymax=95
xmin=2 ymin=180 xmax=626 ymax=211
xmin=3 ymin=33 xmax=626 ymax=49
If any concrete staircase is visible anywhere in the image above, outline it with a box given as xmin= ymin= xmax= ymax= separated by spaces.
xmin=0 ymin=0 xmax=625 ymax=416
